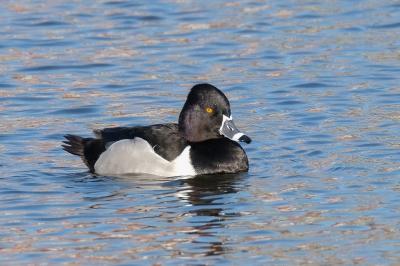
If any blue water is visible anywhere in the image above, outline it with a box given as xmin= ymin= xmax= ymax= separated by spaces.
xmin=1 ymin=0 xmax=400 ymax=264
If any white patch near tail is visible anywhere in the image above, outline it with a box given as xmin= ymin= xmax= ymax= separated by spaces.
xmin=94 ymin=137 xmax=196 ymax=177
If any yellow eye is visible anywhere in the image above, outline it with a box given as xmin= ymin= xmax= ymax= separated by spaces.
xmin=206 ymin=107 xmax=213 ymax=113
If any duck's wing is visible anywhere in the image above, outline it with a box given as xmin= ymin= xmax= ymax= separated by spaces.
xmin=94 ymin=124 xmax=188 ymax=161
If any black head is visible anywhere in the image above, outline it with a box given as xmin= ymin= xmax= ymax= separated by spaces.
xmin=178 ymin=84 xmax=251 ymax=144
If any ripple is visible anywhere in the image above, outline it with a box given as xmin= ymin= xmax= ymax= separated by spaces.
xmin=20 ymin=63 xmax=114 ymax=72
xmin=103 ymin=1 xmax=141 ymax=7
xmin=275 ymin=100 xmax=305 ymax=105
xmin=49 ymin=106 xmax=101 ymax=116
xmin=291 ymin=82 xmax=331 ymax=88
xmin=369 ymin=22 xmax=400 ymax=29
xmin=29 ymin=21 xmax=70 ymax=27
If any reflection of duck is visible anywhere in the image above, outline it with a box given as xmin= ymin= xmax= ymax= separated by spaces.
xmin=179 ymin=174 xmax=245 ymax=256
xmin=63 ymin=84 xmax=251 ymax=176
xmin=112 ymin=173 xmax=244 ymax=257
xmin=183 ymin=173 xmax=244 ymax=216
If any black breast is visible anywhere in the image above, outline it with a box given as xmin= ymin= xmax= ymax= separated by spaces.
xmin=189 ymin=138 xmax=249 ymax=174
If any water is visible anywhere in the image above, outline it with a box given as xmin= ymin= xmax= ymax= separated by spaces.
xmin=1 ymin=0 xmax=400 ymax=264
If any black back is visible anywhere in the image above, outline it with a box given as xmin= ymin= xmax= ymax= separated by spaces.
xmin=96 ymin=124 xmax=189 ymax=162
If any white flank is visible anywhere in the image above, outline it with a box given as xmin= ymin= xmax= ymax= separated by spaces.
xmin=94 ymin=137 xmax=196 ymax=177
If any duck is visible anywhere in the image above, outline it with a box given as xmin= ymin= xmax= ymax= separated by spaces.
xmin=62 ymin=83 xmax=251 ymax=177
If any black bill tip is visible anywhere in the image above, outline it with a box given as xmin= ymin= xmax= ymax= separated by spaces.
xmin=239 ymin=135 xmax=252 ymax=144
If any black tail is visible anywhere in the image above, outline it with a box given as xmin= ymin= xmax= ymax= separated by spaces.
xmin=62 ymin=134 xmax=106 ymax=173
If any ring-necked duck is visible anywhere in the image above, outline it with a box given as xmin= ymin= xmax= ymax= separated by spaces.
xmin=62 ymin=83 xmax=251 ymax=176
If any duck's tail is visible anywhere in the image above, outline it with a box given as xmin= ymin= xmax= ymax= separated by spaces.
xmin=62 ymin=134 xmax=106 ymax=173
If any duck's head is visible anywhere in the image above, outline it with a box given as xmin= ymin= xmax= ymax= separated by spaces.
xmin=178 ymin=83 xmax=252 ymax=144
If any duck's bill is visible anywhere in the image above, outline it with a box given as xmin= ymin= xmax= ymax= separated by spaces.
xmin=219 ymin=115 xmax=252 ymax=144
